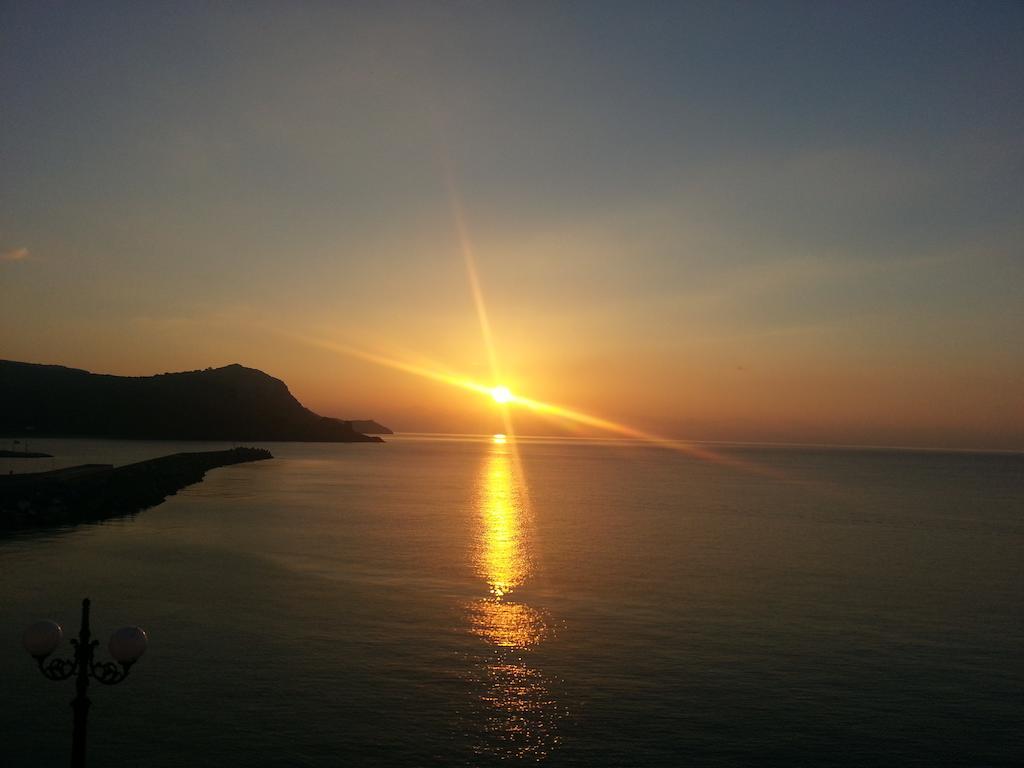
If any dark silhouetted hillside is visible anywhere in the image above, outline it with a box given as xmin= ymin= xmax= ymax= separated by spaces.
xmin=347 ymin=420 xmax=393 ymax=435
xmin=0 ymin=360 xmax=383 ymax=442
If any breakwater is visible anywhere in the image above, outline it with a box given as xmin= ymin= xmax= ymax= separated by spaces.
xmin=0 ymin=447 xmax=272 ymax=530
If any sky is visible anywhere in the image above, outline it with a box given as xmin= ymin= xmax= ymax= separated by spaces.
xmin=1 ymin=1 xmax=1022 ymax=449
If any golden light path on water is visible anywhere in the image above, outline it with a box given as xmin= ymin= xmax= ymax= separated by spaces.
xmin=467 ymin=437 xmax=559 ymax=759
xmin=474 ymin=440 xmax=530 ymax=602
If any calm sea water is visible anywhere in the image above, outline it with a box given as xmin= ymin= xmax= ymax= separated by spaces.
xmin=2 ymin=435 xmax=1022 ymax=766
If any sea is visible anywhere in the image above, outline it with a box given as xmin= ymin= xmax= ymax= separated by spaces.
xmin=1 ymin=435 xmax=1022 ymax=766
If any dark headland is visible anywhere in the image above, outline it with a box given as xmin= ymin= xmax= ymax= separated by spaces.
xmin=0 ymin=359 xmax=385 ymax=442
xmin=0 ymin=447 xmax=272 ymax=531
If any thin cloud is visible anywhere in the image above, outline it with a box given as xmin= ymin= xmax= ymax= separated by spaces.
xmin=1 ymin=247 xmax=29 ymax=262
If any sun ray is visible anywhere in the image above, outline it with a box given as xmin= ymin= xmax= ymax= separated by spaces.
xmin=440 ymin=145 xmax=503 ymax=389
xmin=435 ymin=160 xmax=535 ymax=494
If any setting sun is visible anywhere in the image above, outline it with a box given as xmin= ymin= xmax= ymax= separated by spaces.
xmin=490 ymin=386 xmax=514 ymax=404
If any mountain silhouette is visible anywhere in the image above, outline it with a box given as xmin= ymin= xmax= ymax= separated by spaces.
xmin=347 ymin=420 xmax=393 ymax=435
xmin=0 ymin=360 xmax=383 ymax=442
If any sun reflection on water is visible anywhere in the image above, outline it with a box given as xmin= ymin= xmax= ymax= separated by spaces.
xmin=476 ymin=448 xmax=530 ymax=600
xmin=468 ymin=440 xmax=561 ymax=760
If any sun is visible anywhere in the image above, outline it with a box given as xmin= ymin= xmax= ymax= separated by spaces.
xmin=490 ymin=385 xmax=514 ymax=404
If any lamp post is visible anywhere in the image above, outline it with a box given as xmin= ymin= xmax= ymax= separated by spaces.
xmin=23 ymin=598 xmax=147 ymax=768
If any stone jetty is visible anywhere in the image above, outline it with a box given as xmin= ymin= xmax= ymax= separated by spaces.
xmin=0 ymin=447 xmax=272 ymax=531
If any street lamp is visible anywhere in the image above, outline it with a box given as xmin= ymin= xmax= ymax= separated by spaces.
xmin=23 ymin=598 xmax=147 ymax=768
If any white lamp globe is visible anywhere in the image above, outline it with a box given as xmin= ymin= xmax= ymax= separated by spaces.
xmin=108 ymin=626 xmax=148 ymax=665
xmin=23 ymin=621 xmax=63 ymax=659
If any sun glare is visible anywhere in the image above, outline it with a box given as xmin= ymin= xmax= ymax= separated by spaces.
xmin=491 ymin=385 xmax=514 ymax=404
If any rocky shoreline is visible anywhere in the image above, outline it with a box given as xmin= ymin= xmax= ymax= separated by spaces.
xmin=0 ymin=447 xmax=272 ymax=531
